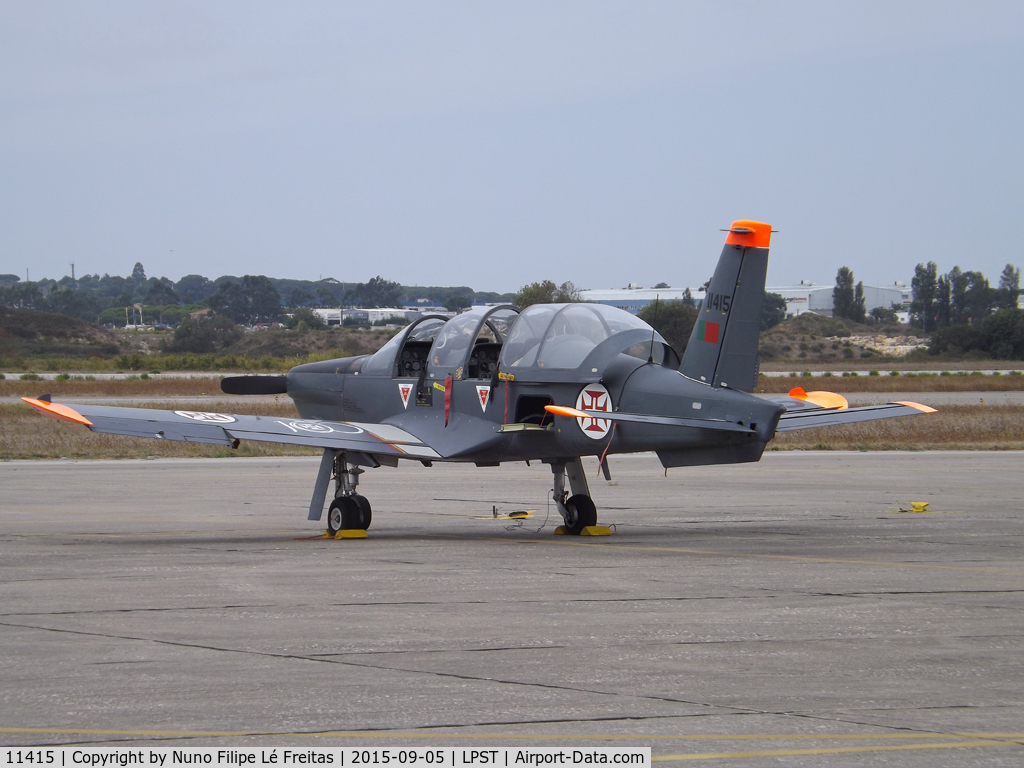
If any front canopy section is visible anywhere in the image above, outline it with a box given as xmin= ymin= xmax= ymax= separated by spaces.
xmin=499 ymin=303 xmax=676 ymax=377
xmin=427 ymin=305 xmax=519 ymax=380
xmin=360 ymin=314 xmax=449 ymax=376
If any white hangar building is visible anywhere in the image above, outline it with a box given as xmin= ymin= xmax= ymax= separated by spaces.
xmin=579 ymin=281 xmax=912 ymax=318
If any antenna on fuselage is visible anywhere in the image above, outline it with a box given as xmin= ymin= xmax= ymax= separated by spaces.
xmin=647 ymin=295 xmax=659 ymax=364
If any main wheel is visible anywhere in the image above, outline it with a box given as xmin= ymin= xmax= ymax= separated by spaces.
xmin=327 ymin=497 xmax=362 ymax=534
xmin=352 ymin=495 xmax=372 ymax=529
xmin=563 ymin=494 xmax=597 ymax=535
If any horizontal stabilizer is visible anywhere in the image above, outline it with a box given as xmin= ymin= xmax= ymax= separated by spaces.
xmin=775 ymin=401 xmax=936 ymax=432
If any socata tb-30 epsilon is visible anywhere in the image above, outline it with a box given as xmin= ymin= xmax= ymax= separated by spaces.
xmin=24 ymin=221 xmax=935 ymax=536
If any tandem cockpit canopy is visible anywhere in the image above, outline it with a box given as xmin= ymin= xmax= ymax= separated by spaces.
xmin=499 ymin=303 xmax=677 ymax=374
xmin=361 ymin=302 xmax=677 ymax=381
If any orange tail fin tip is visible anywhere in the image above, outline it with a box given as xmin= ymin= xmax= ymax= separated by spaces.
xmin=724 ymin=220 xmax=772 ymax=248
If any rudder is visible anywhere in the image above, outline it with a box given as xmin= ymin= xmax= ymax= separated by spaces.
xmin=679 ymin=220 xmax=772 ymax=392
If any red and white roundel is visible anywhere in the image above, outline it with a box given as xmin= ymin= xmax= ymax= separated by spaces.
xmin=575 ymin=383 xmax=612 ymax=439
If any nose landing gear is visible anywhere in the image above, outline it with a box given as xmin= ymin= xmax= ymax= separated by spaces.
xmin=550 ymin=458 xmax=598 ymax=535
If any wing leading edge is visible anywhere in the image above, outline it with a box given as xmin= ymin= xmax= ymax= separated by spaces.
xmin=20 ymin=398 xmax=441 ymax=460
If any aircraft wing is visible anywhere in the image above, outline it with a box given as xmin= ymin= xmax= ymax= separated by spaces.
xmin=20 ymin=397 xmax=442 ymax=461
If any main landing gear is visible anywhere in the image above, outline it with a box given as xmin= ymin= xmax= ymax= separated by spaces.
xmin=550 ymin=458 xmax=598 ymax=535
xmin=326 ymin=453 xmax=372 ymax=535
xmin=305 ymin=450 xmax=374 ymax=536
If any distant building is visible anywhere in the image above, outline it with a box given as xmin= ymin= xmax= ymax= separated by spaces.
xmin=766 ymin=281 xmax=910 ymax=318
xmin=578 ymin=287 xmax=700 ymax=314
xmin=312 ymin=307 xmax=453 ymax=327
xmin=311 ymin=308 xmax=342 ymax=326
xmin=580 ymin=280 xmax=912 ymax=319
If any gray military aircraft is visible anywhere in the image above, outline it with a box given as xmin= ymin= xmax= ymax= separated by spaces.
xmin=24 ymin=221 xmax=935 ymax=536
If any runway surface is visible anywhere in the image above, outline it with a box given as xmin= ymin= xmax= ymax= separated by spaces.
xmin=1 ymin=452 xmax=1023 ymax=765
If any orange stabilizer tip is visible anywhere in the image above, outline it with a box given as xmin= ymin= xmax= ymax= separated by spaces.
xmin=788 ymin=387 xmax=808 ymax=399
xmin=545 ymin=404 xmax=587 ymax=418
xmin=20 ymin=397 xmax=93 ymax=426
xmin=804 ymin=390 xmax=849 ymax=410
xmin=725 ymin=220 xmax=772 ymax=248
xmin=894 ymin=401 xmax=938 ymax=414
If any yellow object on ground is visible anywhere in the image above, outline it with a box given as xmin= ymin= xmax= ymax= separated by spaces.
xmin=324 ymin=529 xmax=368 ymax=539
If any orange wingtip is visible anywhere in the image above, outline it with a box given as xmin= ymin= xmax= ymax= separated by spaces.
xmin=894 ymin=401 xmax=938 ymax=414
xmin=545 ymin=404 xmax=587 ymax=418
xmin=21 ymin=397 xmax=93 ymax=426
xmin=725 ymin=219 xmax=772 ymax=248
xmin=788 ymin=387 xmax=808 ymax=399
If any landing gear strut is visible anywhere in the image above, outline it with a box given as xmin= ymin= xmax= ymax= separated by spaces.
xmin=325 ymin=452 xmax=372 ymax=535
xmin=550 ymin=458 xmax=597 ymax=535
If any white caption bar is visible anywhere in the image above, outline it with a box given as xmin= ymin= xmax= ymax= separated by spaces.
xmin=3 ymin=749 xmax=651 ymax=768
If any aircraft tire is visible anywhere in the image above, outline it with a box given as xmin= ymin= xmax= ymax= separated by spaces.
xmin=327 ymin=497 xmax=364 ymax=533
xmin=353 ymin=495 xmax=372 ymax=530
xmin=564 ymin=494 xmax=597 ymax=535
xmin=327 ymin=498 xmax=346 ymax=535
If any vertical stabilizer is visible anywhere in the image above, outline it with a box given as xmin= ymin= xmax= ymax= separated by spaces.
xmin=679 ymin=220 xmax=771 ymax=392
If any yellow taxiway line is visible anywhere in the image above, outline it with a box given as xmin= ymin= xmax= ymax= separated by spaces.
xmin=2 ymin=728 xmax=1022 ymax=760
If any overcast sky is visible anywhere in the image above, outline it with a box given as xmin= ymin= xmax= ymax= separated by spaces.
xmin=2 ymin=1 xmax=1022 ymax=293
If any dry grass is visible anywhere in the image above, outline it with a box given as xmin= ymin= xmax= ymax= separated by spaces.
xmin=3 ymin=402 xmax=1022 ymax=460
xmin=1 ymin=377 xmax=226 ymax=398
xmin=770 ymin=405 xmax=1024 ymax=451
xmin=757 ymin=373 xmax=1024 ymax=394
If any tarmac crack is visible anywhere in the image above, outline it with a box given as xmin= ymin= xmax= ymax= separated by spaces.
xmin=811 ymin=589 xmax=1024 ymax=597
xmin=0 ymin=604 xmax=276 ymax=618
xmin=0 ymin=619 xmax=756 ymax=717
xmin=0 ymin=595 xmax=784 ymax=619
xmin=4 ymin=611 xmax=1023 ymax=750
xmin=11 ymin=622 xmax=1001 ymax=750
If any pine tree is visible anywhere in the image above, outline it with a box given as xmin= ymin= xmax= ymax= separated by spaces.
xmin=999 ymin=264 xmax=1021 ymax=310
xmin=832 ymin=267 xmax=855 ymax=319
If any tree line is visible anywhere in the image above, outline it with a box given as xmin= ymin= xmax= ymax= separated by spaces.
xmin=910 ymin=262 xmax=1022 ymax=358
xmin=0 ymin=264 xmax=513 ymax=327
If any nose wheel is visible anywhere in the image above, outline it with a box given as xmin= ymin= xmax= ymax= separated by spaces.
xmin=551 ymin=458 xmax=598 ymax=535
xmin=562 ymin=493 xmax=597 ymax=535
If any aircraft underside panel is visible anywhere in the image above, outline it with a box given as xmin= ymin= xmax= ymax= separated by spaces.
xmin=657 ymin=440 xmax=766 ymax=468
